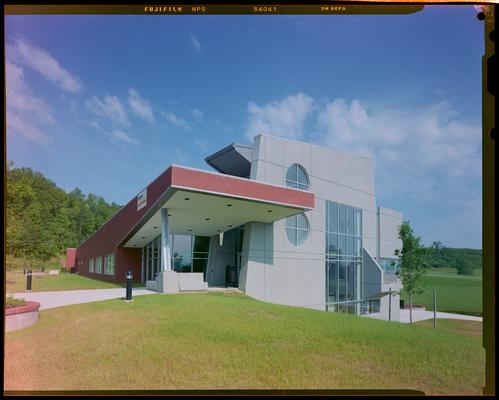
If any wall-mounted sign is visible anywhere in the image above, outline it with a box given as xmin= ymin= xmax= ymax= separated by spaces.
xmin=137 ymin=188 xmax=147 ymax=211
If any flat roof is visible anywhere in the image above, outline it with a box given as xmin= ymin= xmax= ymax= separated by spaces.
xmin=113 ymin=165 xmax=314 ymax=248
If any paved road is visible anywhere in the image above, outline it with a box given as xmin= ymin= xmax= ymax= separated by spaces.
xmin=13 ymin=288 xmax=158 ymax=310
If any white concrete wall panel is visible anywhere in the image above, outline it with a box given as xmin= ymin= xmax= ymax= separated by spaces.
xmin=239 ymin=134 xmax=401 ymax=318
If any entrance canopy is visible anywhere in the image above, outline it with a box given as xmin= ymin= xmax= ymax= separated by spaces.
xmin=121 ymin=165 xmax=314 ymax=248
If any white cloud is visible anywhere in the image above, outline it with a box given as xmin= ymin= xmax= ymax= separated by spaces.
xmin=245 ymin=93 xmax=315 ymax=140
xmin=316 ymin=97 xmax=481 ymax=206
xmin=7 ymin=112 xmax=53 ymax=150
xmin=194 ymin=139 xmax=208 ymax=151
xmin=190 ymin=108 xmax=203 ymax=120
xmin=214 ymin=118 xmax=234 ymax=133
xmin=86 ymin=95 xmax=129 ymax=126
xmin=128 ymin=88 xmax=154 ymax=123
xmin=110 ymin=130 xmax=139 ymax=146
xmin=162 ymin=111 xmax=191 ymax=131
xmin=190 ymin=34 xmax=202 ymax=53
xmin=244 ymin=92 xmax=481 ymax=214
xmin=8 ymin=37 xmax=83 ymax=93
xmin=6 ymin=62 xmax=53 ymax=123
xmin=5 ymin=61 xmax=54 ymax=149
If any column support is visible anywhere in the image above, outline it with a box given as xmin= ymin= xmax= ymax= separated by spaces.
xmin=158 ymin=208 xmax=178 ymax=293
xmin=161 ymin=208 xmax=171 ymax=271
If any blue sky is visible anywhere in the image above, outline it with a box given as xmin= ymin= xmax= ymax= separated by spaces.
xmin=5 ymin=6 xmax=483 ymax=249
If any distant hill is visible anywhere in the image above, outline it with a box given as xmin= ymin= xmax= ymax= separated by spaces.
xmin=426 ymin=243 xmax=482 ymax=275
xmin=6 ymin=161 xmax=121 ymax=260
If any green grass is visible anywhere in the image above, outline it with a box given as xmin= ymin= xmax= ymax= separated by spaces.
xmin=4 ymin=292 xmax=485 ymax=394
xmin=425 ymin=267 xmax=482 ymax=278
xmin=414 ymin=319 xmax=483 ymax=338
xmin=400 ymin=268 xmax=482 ymax=315
xmin=5 ymin=272 xmax=144 ymax=294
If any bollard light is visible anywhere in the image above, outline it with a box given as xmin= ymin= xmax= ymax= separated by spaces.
xmin=126 ymin=271 xmax=133 ymax=301
xmin=26 ymin=269 xmax=32 ymax=292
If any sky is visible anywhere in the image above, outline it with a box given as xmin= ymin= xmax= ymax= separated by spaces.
xmin=5 ymin=5 xmax=484 ymax=249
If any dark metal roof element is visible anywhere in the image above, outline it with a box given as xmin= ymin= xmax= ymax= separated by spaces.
xmin=205 ymin=143 xmax=253 ymax=178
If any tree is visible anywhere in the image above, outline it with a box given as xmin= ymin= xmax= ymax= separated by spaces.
xmin=395 ymin=220 xmax=429 ymax=324
xmin=6 ymin=164 xmax=121 ymax=260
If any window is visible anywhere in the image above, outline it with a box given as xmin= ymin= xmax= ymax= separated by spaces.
xmin=285 ymin=164 xmax=309 ymax=190
xmin=379 ymin=258 xmax=400 ymax=274
xmin=286 ymin=213 xmax=309 ymax=246
xmin=95 ymin=256 xmax=102 ymax=273
xmin=89 ymin=258 xmax=94 ymax=273
xmin=326 ymin=201 xmax=363 ymax=315
xmin=104 ymin=253 xmax=115 ymax=275
xmin=144 ymin=234 xmax=211 ymax=280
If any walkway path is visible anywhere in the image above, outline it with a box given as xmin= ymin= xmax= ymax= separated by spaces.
xmin=364 ymin=307 xmax=482 ymax=323
xmin=13 ymin=288 xmax=158 ymax=310
xmin=398 ymin=308 xmax=482 ymax=323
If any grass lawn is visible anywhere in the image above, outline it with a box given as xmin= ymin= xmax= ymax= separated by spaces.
xmin=400 ymin=268 xmax=482 ymax=315
xmin=5 ymin=272 xmax=144 ymax=294
xmin=414 ymin=319 xmax=483 ymax=338
xmin=4 ymin=292 xmax=484 ymax=394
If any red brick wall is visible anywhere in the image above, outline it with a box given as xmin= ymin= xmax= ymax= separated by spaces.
xmin=117 ymin=247 xmax=142 ymax=283
xmin=65 ymin=248 xmax=76 ymax=268
xmin=171 ymin=166 xmax=314 ymax=209
xmin=75 ymin=165 xmax=314 ymax=284
xmin=76 ymin=167 xmax=172 ymax=282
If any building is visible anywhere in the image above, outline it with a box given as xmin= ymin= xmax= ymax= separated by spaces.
xmin=65 ymin=248 xmax=76 ymax=271
xmin=69 ymin=134 xmax=403 ymax=321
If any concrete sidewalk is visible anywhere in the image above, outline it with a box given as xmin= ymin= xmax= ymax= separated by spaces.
xmin=398 ymin=308 xmax=482 ymax=323
xmin=364 ymin=307 xmax=482 ymax=324
xmin=13 ymin=288 xmax=158 ymax=310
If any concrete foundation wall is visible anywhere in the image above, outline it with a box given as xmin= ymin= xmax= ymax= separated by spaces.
xmin=380 ymin=281 xmax=402 ymax=322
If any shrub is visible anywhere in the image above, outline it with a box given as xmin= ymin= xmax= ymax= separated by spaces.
xmin=6 ymin=295 xmax=26 ymax=307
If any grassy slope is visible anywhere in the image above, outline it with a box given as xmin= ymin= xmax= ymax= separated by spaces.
xmin=414 ymin=319 xmax=483 ymax=338
xmin=400 ymin=268 xmax=482 ymax=314
xmin=4 ymin=292 xmax=484 ymax=394
xmin=5 ymin=272 xmax=144 ymax=293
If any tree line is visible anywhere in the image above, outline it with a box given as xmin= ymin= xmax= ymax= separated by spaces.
xmin=425 ymin=241 xmax=482 ymax=275
xmin=6 ymin=162 xmax=121 ymax=260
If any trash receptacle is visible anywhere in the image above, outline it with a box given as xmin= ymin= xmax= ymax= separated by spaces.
xmin=226 ymin=265 xmax=238 ymax=288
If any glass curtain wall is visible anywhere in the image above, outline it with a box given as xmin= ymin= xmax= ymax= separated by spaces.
xmin=326 ymin=201 xmax=363 ymax=314
xmin=142 ymin=234 xmax=211 ymax=282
